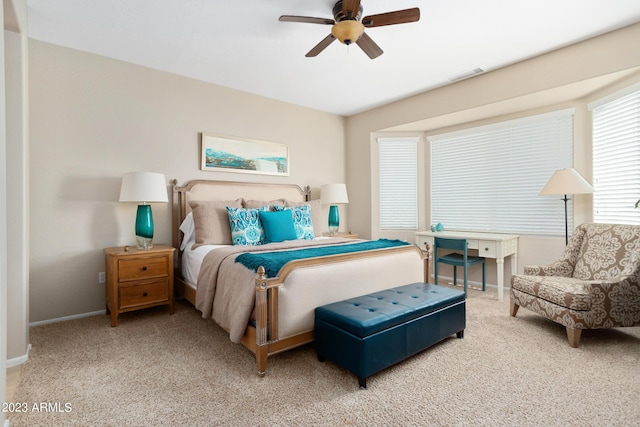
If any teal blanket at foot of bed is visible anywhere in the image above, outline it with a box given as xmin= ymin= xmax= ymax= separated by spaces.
xmin=235 ymin=239 xmax=410 ymax=277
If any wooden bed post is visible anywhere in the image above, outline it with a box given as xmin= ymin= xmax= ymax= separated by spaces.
xmin=255 ymin=266 xmax=269 ymax=376
xmin=254 ymin=266 xmax=282 ymax=375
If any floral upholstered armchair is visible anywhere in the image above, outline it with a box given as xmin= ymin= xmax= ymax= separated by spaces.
xmin=510 ymin=223 xmax=640 ymax=347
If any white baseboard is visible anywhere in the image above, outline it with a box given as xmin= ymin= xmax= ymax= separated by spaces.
xmin=6 ymin=343 xmax=31 ymax=368
xmin=30 ymin=309 xmax=106 ymax=327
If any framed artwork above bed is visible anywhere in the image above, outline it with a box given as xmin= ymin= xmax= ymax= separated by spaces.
xmin=201 ymin=132 xmax=289 ymax=176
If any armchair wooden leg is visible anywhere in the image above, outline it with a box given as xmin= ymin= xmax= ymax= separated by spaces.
xmin=509 ymin=302 xmax=519 ymax=317
xmin=566 ymin=327 xmax=581 ymax=348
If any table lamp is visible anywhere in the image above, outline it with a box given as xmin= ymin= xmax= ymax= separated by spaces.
xmin=320 ymin=183 xmax=349 ymax=235
xmin=119 ymin=172 xmax=168 ymax=249
xmin=539 ymin=168 xmax=593 ymax=245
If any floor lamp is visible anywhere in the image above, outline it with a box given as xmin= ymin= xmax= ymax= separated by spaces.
xmin=539 ymin=168 xmax=593 ymax=245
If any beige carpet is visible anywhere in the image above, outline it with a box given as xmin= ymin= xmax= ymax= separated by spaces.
xmin=9 ymin=288 xmax=640 ymax=427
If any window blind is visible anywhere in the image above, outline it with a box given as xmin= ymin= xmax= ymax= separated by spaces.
xmin=378 ymin=137 xmax=418 ymax=230
xmin=429 ymin=109 xmax=574 ymax=236
xmin=591 ymin=88 xmax=640 ymax=224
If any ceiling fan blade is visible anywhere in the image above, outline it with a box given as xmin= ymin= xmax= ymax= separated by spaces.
xmin=306 ymin=34 xmax=337 ymax=57
xmin=362 ymin=8 xmax=420 ymax=27
xmin=342 ymin=0 xmax=361 ymax=20
xmin=279 ymin=15 xmax=335 ymax=25
xmin=356 ymin=32 xmax=383 ymax=59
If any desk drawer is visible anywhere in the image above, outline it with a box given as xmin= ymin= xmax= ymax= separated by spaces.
xmin=478 ymin=240 xmax=496 ymax=258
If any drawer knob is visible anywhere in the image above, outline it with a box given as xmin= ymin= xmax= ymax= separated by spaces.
xmin=143 ymin=292 xmax=148 ymax=297
xmin=484 ymin=248 xmax=489 ymax=251
xmin=142 ymin=266 xmax=148 ymax=271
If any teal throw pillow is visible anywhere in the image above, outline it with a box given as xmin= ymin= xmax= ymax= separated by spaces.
xmin=274 ymin=204 xmax=315 ymax=240
xmin=226 ymin=206 xmax=269 ymax=245
xmin=258 ymin=210 xmax=298 ymax=243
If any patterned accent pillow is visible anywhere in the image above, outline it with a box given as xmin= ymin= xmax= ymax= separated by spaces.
xmin=274 ymin=204 xmax=315 ymax=240
xmin=285 ymin=199 xmax=323 ymax=237
xmin=226 ymin=206 xmax=269 ymax=246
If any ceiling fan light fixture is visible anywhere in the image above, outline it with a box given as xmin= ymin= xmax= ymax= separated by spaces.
xmin=331 ymin=20 xmax=365 ymax=45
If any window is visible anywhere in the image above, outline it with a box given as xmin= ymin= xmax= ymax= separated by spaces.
xmin=378 ymin=137 xmax=418 ymax=230
xmin=590 ymin=86 xmax=640 ymax=225
xmin=429 ymin=109 xmax=574 ymax=236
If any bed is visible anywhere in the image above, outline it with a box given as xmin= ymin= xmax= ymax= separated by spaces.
xmin=171 ymin=179 xmax=424 ymax=375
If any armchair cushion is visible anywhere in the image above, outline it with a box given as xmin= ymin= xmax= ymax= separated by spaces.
xmin=511 ymin=275 xmax=592 ymax=311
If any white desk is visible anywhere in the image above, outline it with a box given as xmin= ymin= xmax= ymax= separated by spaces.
xmin=415 ymin=230 xmax=518 ymax=301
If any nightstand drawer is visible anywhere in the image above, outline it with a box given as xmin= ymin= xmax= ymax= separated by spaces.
xmin=119 ymin=280 xmax=169 ymax=310
xmin=118 ymin=257 xmax=168 ymax=282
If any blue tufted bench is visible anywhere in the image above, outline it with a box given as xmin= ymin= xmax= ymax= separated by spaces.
xmin=315 ymin=283 xmax=466 ymax=388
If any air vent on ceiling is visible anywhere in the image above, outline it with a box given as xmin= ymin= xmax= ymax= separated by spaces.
xmin=448 ymin=68 xmax=485 ymax=82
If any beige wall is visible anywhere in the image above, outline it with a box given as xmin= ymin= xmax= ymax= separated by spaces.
xmin=28 ymin=40 xmax=346 ymax=322
xmin=346 ymin=23 xmax=640 ymax=284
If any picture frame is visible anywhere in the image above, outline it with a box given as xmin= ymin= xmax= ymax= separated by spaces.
xmin=200 ymin=132 xmax=290 ymax=176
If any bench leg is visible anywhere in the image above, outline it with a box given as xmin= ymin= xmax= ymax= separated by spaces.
xmin=358 ymin=376 xmax=367 ymax=389
xmin=456 ymin=330 xmax=464 ymax=339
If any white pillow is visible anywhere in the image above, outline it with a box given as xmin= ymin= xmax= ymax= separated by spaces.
xmin=179 ymin=212 xmax=195 ymax=251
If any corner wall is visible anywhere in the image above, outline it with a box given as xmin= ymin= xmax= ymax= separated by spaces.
xmin=4 ymin=0 xmax=29 ymax=418
xmin=1 ymin=9 xmax=8 ymax=427
xmin=5 ymin=27 xmax=29 ymax=364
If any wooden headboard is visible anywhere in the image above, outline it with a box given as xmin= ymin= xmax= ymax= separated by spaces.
xmin=171 ymin=179 xmax=311 ymax=255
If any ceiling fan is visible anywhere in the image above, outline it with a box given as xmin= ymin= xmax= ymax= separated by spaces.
xmin=279 ymin=0 xmax=420 ymax=59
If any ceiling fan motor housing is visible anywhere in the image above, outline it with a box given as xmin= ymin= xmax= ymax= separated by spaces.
xmin=332 ymin=1 xmax=363 ymax=22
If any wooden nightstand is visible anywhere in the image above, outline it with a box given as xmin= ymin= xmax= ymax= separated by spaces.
xmin=104 ymin=244 xmax=175 ymax=327
xmin=323 ymin=232 xmax=359 ymax=239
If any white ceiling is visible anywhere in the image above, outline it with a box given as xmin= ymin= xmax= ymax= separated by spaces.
xmin=26 ymin=0 xmax=640 ymax=116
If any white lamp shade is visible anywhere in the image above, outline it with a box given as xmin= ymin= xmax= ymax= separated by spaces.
xmin=119 ymin=172 xmax=169 ymax=203
xmin=539 ymin=168 xmax=593 ymax=196
xmin=321 ymin=183 xmax=349 ymax=204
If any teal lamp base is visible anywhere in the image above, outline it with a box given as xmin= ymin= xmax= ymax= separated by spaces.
xmin=135 ymin=204 xmax=154 ymax=250
xmin=328 ymin=205 xmax=339 ymax=235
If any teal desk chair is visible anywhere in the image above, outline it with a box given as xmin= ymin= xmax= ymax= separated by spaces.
xmin=434 ymin=237 xmax=486 ymax=295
